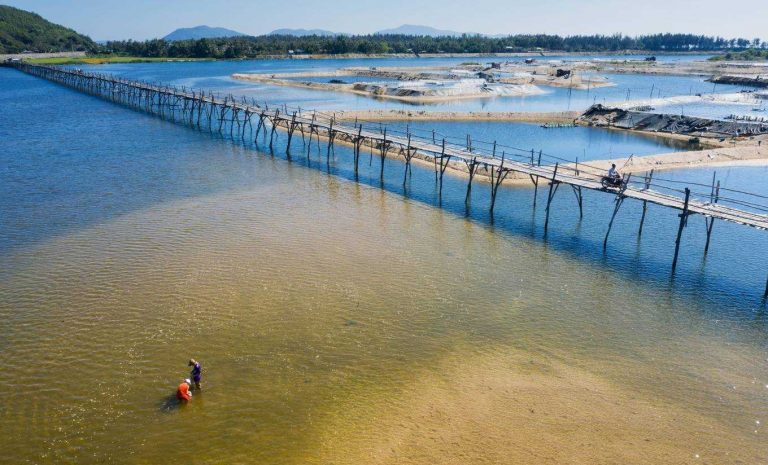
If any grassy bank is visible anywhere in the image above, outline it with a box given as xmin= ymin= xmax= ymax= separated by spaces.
xmin=27 ymin=55 xmax=213 ymax=65
xmin=708 ymin=49 xmax=768 ymax=61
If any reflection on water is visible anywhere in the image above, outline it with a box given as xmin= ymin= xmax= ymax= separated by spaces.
xmin=1 ymin=64 xmax=767 ymax=465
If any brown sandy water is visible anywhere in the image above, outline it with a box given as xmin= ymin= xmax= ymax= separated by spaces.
xmin=1 ymin=155 xmax=766 ymax=465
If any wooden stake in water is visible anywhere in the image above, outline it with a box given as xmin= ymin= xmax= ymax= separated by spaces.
xmin=671 ymin=188 xmax=691 ymax=274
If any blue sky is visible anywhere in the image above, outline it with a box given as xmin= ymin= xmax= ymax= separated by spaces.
xmin=6 ymin=0 xmax=764 ymax=41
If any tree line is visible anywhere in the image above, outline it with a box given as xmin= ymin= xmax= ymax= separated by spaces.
xmin=0 ymin=5 xmax=95 ymax=54
xmin=99 ymin=33 xmax=765 ymax=58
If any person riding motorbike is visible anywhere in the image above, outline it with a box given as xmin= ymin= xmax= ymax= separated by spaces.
xmin=607 ymin=163 xmax=620 ymax=180
xmin=601 ymin=164 xmax=623 ymax=189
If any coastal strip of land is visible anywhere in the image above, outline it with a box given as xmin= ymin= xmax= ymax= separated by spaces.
xmin=332 ymin=109 xmax=580 ymax=124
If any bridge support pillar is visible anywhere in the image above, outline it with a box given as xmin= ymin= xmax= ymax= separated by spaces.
xmin=671 ymin=188 xmax=691 ymax=274
xmin=638 ymin=169 xmax=654 ymax=237
xmin=571 ymin=185 xmax=583 ymax=219
xmin=437 ymin=154 xmax=451 ymax=198
xmin=604 ymin=174 xmax=631 ymax=249
xmin=544 ymin=163 xmax=560 ymax=233
xmin=379 ymin=129 xmax=388 ymax=181
xmin=604 ymin=196 xmax=625 ymax=249
xmin=353 ymin=126 xmax=363 ymax=176
xmin=403 ymin=134 xmax=414 ymax=186
xmin=489 ymin=155 xmax=508 ymax=215
xmin=529 ymin=175 xmax=540 ymax=208
xmin=464 ymin=157 xmax=478 ymax=205
xmin=704 ymin=178 xmax=720 ymax=255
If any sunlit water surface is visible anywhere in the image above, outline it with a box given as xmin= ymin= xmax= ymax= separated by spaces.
xmin=1 ymin=64 xmax=767 ymax=465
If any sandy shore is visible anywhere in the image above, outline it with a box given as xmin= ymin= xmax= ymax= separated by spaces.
xmin=583 ymin=144 xmax=768 ymax=175
xmin=332 ymin=109 xmax=580 ymax=124
xmin=232 ymin=73 xmax=545 ymax=103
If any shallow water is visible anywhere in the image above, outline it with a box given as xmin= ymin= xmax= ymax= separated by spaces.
xmin=1 ymin=64 xmax=767 ymax=465
xmin=379 ymin=120 xmax=689 ymax=162
xmin=74 ymin=55 xmax=746 ymax=115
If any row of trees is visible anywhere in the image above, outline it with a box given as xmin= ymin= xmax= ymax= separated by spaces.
xmin=100 ymin=33 xmax=767 ymax=59
xmin=711 ymin=49 xmax=768 ymax=61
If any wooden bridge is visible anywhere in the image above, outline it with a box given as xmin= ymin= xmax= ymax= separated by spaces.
xmin=7 ymin=62 xmax=768 ymax=296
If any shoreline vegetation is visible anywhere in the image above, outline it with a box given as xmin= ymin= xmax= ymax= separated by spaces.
xmin=24 ymin=55 xmax=215 ymax=65
xmin=12 ymin=49 xmax=766 ymax=65
xmin=78 ymin=33 xmax=764 ymax=60
xmin=15 ymin=50 xmax=724 ymax=66
xmin=709 ymin=49 xmax=768 ymax=61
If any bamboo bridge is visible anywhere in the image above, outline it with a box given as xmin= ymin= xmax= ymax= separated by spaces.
xmin=7 ymin=62 xmax=768 ymax=297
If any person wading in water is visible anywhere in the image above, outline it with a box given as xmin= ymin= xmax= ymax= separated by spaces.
xmin=176 ymin=379 xmax=192 ymax=402
xmin=189 ymin=359 xmax=202 ymax=390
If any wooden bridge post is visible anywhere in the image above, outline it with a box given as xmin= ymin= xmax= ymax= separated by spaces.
xmin=207 ymin=93 xmax=215 ymax=130
xmin=379 ymin=128 xmax=388 ymax=180
xmin=218 ymin=96 xmax=228 ymax=133
xmin=437 ymin=139 xmax=446 ymax=192
xmin=242 ymin=110 xmax=251 ymax=142
xmin=255 ymin=110 xmax=266 ymax=142
xmin=671 ymin=188 xmax=692 ymax=274
xmin=439 ymin=155 xmax=451 ymax=198
xmin=196 ymin=93 xmax=203 ymax=129
xmin=403 ymin=134 xmax=413 ymax=185
xmin=309 ymin=112 xmax=319 ymax=150
xmin=286 ymin=112 xmax=297 ymax=155
xmin=571 ymin=186 xmax=584 ymax=219
xmin=604 ymin=174 xmax=631 ymax=249
xmin=269 ymin=109 xmax=280 ymax=152
xmin=326 ymin=118 xmax=336 ymax=160
xmin=638 ymin=169 xmax=655 ymax=237
xmin=353 ymin=125 xmax=363 ymax=176
xmin=489 ymin=154 xmax=509 ymax=215
xmin=544 ymin=163 xmax=560 ymax=233
xmin=529 ymin=175 xmax=540 ymax=208
xmin=464 ymin=157 xmax=478 ymax=204
xmin=704 ymin=176 xmax=720 ymax=255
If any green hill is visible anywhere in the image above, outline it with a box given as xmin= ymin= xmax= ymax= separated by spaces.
xmin=0 ymin=5 xmax=94 ymax=54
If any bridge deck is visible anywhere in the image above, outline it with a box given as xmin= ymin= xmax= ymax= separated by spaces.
xmin=283 ymin=112 xmax=768 ymax=231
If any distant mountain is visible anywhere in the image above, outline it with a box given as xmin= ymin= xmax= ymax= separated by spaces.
xmin=374 ymin=24 xmax=470 ymax=37
xmin=163 ymin=25 xmax=248 ymax=41
xmin=0 ymin=5 xmax=95 ymax=54
xmin=269 ymin=28 xmax=339 ymax=37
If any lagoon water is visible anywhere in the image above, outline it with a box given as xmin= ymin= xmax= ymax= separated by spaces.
xmin=74 ymin=55 xmax=750 ymax=115
xmin=1 ymin=60 xmax=768 ymax=465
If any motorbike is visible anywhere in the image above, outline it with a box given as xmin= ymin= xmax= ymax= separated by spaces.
xmin=601 ymin=175 xmax=626 ymax=190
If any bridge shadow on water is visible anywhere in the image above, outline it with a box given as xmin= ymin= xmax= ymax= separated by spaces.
xmin=248 ymin=126 xmax=768 ymax=320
